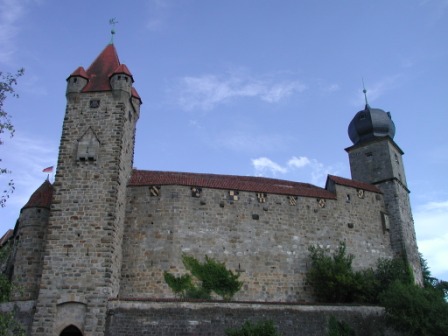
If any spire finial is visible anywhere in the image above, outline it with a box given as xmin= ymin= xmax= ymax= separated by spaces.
xmin=109 ymin=18 xmax=118 ymax=44
xmin=362 ymin=77 xmax=369 ymax=107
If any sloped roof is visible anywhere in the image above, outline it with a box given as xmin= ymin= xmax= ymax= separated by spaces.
xmin=67 ymin=43 xmax=141 ymax=102
xmin=130 ymin=170 xmax=336 ymax=199
xmin=22 ymin=180 xmax=54 ymax=210
xmin=0 ymin=229 xmax=13 ymax=247
xmin=327 ymin=175 xmax=381 ymax=194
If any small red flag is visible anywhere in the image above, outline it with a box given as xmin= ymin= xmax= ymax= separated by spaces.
xmin=42 ymin=166 xmax=53 ymax=173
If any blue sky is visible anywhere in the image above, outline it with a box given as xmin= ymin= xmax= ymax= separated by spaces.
xmin=0 ymin=0 xmax=447 ymax=280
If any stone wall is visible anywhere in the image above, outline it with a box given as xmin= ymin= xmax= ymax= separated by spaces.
xmin=106 ymin=301 xmax=398 ymax=336
xmin=120 ymin=183 xmax=393 ymax=302
xmin=10 ymin=207 xmax=49 ymax=300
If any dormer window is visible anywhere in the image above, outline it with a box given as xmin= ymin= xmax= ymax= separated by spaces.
xmin=77 ymin=128 xmax=100 ymax=162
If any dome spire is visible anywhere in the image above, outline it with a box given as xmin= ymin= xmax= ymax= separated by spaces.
xmin=109 ymin=18 xmax=118 ymax=44
xmin=362 ymin=77 xmax=369 ymax=107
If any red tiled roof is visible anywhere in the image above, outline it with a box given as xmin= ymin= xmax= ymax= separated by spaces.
xmin=131 ymin=87 xmax=141 ymax=102
xmin=69 ymin=66 xmax=88 ymax=79
xmin=0 ymin=229 xmax=13 ymax=247
xmin=130 ymin=170 xmax=336 ymax=199
xmin=113 ymin=64 xmax=133 ymax=79
xmin=327 ymin=175 xmax=381 ymax=194
xmin=67 ymin=44 xmax=140 ymax=102
xmin=22 ymin=180 xmax=54 ymax=210
xmin=82 ymin=44 xmax=120 ymax=92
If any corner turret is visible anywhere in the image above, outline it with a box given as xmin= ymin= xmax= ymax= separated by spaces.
xmin=66 ymin=66 xmax=89 ymax=96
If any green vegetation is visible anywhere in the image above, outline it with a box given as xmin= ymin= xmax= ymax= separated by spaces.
xmin=306 ymin=242 xmax=448 ymax=335
xmin=0 ymin=68 xmax=24 ymax=207
xmin=0 ymin=242 xmax=25 ymax=336
xmin=327 ymin=316 xmax=354 ymax=336
xmin=164 ymin=254 xmax=243 ymax=300
xmin=225 ymin=320 xmax=281 ymax=336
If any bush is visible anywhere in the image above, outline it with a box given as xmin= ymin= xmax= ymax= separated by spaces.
xmin=164 ymin=255 xmax=243 ymax=300
xmin=306 ymin=242 xmax=361 ymax=303
xmin=327 ymin=316 xmax=355 ymax=336
xmin=225 ymin=320 xmax=281 ymax=336
xmin=379 ymin=281 xmax=448 ymax=336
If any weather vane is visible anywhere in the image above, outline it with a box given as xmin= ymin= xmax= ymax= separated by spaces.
xmin=362 ymin=77 xmax=369 ymax=106
xmin=109 ymin=18 xmax=118 ymax=44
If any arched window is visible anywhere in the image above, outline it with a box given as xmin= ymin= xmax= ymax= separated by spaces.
xmin=60 ymin=325 xmax=83 ymax=336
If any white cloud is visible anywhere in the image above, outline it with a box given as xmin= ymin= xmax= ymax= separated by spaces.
xmin=252 ymin=157 xmax=288 ymax=176
xmin=415 ymin=200 xmax=448 ymax=279
xmin=146 ymin=0 xmax=172 ymax=31
xmin=252 ymin=155 xmax=340 ymax=186
xmin=0 ymin=0 xmax=25 ymax=63
xmin=177 ymin=73 xmax=306 ymax=111
xmin=287 ymin=156 xmax=311 ymax=169
xmin=215 ymin=132 xmax=292 ymax=154
xmin=0 ymin=133 xmax=57 ymax=230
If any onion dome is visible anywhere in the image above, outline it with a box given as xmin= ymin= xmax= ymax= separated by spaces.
xmin=348 ymin=104 xmax=395 ymax=145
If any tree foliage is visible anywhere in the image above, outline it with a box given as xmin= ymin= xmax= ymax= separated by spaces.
xmin=0 ymin=242 xmax=25 ymax=336
xmin=164 ymin=254 xmax=243 ymax=300
xmin=225 ymin=320 xmax=281 ymax=336
xmin=327 ymin=316 xmax=355 ymax=336
xmin=306 ymin=242 xmax=448 ymax=335
xmin=0 ymin=68 xmax=24 ymax=207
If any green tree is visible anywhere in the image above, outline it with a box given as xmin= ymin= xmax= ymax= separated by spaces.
xmin=225 ymin=320 xmax=281 ymax=336
xmin=379 ymin=281 xmax=448 ymax=335
xmin=0 ymin=68 xmax=24 ymax=207
xmin=306 ymin=242 xmax=361 ymax=303
xmin=327 ymin=316 xmax=355 ymax=336
xmin=0 ymin=241 xmax=25 ymax=336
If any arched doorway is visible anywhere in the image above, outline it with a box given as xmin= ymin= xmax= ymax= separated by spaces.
xmin=60 ymin=325 xmax=83 ymax=336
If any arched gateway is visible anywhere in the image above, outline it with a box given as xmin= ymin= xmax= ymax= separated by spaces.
xmin=60 ymin=325 xmax=83 ymax=336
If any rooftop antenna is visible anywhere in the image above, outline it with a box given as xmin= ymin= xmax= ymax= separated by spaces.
xmin=362 ymin=77 xmax=369 ymax=107
xmin=109 ymin=18 xmax=118 ymax=44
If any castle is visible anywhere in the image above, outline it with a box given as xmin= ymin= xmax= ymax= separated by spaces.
xmin=1 ymin=41 xmax=422 ymax=336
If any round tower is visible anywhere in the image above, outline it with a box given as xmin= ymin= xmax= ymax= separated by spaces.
xmin=345 ymin=103 xmax=422 ymax=284
xmin=10 ymin=180 xmax=53 ymax=300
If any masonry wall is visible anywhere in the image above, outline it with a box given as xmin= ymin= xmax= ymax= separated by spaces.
xmin=32 ymin=88 xmax=139 ymax=336
xmin=120 ymin=183 xmax=393 ymax=302
xmin=10 ymin=208 xmax=49 ymax=300
xmin=105 ymin=301 xmax=399 ymax=336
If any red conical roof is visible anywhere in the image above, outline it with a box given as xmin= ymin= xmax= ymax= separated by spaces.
xmin=67 ymin=43 xmax=141 ymax=103
xmin=82 ymin=44 xmax=120 ymax=92
xmin=22 ymin=180 xmax=54 ymax=210
xmin=68 ymin=66 xmax=89 ymax=79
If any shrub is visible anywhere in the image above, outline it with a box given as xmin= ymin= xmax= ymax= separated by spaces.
xmin=306 ymin=242 xmax=361 ymax=303
xmin=327 ymin=316 xmax=355 ymax=336
xmin=164 ymin=255 xmax=243 ymax=300
xmin=379 ymin=281 xmax=448 ymax=336
xmin=225 ymin=320 xmax=281 ymax=336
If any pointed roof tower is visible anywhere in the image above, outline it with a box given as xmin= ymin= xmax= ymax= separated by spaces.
xmin=67 ymin=42 xmax=141 ymax=102
xmin=21 ymin=180 xmax=54 ymax=210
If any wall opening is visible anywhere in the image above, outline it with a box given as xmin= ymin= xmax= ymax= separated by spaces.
xmin=60 ymin=325 xmax=83 ymax=336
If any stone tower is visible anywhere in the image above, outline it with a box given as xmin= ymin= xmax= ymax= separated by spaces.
xmin=9 ymin=180 xmax=53 ymax=301
xmin=345 ymin=103 xmax=422 ymax=284
xmin=31 ymin=43 xmax=141 ymax=336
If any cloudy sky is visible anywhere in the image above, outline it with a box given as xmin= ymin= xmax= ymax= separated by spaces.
xmin=0 ymin=0 xmax=447 ymax=280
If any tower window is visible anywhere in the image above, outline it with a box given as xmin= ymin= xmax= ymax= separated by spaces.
xmin=73 ymin=78 xmax=78 ymax=83
xmin=77 ymin=129 xmax=100 ymax=162
xmin=394 ymin=153 xmax=399 ymax=164
xmin=365 ymin=152 xmax=373 ymax=157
